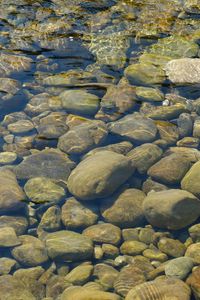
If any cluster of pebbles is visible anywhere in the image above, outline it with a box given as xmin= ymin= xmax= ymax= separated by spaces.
xmin=1 ymin=0 xmax=200 ymax=299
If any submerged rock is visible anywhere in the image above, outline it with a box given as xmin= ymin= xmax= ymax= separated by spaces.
xmin=101 ymin=188 xmax=146 ymax=228
xmin=45 ymin=230 xmax=93 ymax=261
xmin=114 ymin=265 xmax=146 ymax=297
xmin=127 ymin=143 xmax=163 ymax=174
xmin=67 ymin=150 xmax=134 ymax=200
xmin=83 ymin=223 xmax=121 ymax=245
xmin=15 ymin=148 xmax=75 ymax=181
xmin=124 ymin=61 xmax=165 ymax=86
xmin=61 ymin=197 xmax=98 ymax=229
xmin=0 ymin=169 xmax=26 ymax=214
xmin=59 ymin=90 xmax=100 ymax=116
xmin=60 ymin=287 xmax=121 ymax=300
xmin=108 ymin=112 xmax=157 ymax=143
xmin=143 ymin=189 xmax=200 ymax=230
xmin=0 ymin=227 xmax=20 ymax=247
xmin=148 ymin=35 xmax=199 ymax=58
xmin=0 ymin=52 xmax=33 ymax=76
xmin=165 ymin=257 xmax=193 ymax=279
xmin=24 ymin=177 xmax=66 ymax=204
xmin=0 ymin=275 xmax=36 ymax=300
xmin=181 ymin=160 xmax=200 ymax=197
xmin=147 ymin=153 xmax=191 ymax=185
xmin=58 ymin=120 xmax=108 ymax=155
xmin=11 ymin=235 xmax=48 ymax=267
xmin=125 ymin=277 xmax=191 ymax=300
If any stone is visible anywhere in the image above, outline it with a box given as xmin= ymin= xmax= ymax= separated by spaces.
xmin=0 ymin=258 xmax=17 ymax=275
xmin=108 ymin=112 xmax=157 ymax=143
xmin=135 ymin=86 xmax=164 ymax=102
xmin=8 ymin=120 xmax=35 ymax=134
xmin=0 ymin=275 xmax=36 ymax=300
xmin=0 ymin=216 xmax=28 ymax=235
xmin=58 ymin=120 xmax=108 ymax=155
xmin=102 ymin=244 xmax=119 ymax=258
xmin=127 ymin=143 xmax=163 ymax=174
xmin=15 ymin=148 xmax=75 ymax=181
xmin=0 ymin=152 xmax=17 ymax=165
xmin=24 ymin=93 xmax=51 ymax=117
xmin=61 ymin=197 xmax=98 ymax=229
xmin=146 ymin=104 xmax=187 ymax=120
xmin=65 ymin=265 xmax=93 ymax=285
xmin=143 ymin=248 xmax=168 ymax=262
xmin=0 ymin=169 xmax=26 ymax=214
xmin=185 ymin=243 xmax=200 ymax=264
xmin=45 ymin=230 xmax=93 ymax=261
xmin=189 ymin=224 xmax=200 ymax=242
xmin=181 ymin=161 xmax=200 ymax=197
xmin=122 ymin=228 xmax=140 ymax=241
xmin=186 ymin=266 xmax=200 ymax=300
xmin=114 ymin=265 xmax=146 ymax=297
xmin=165 ymin=58 xmax=200 ymax=84
xmin=59 ymin=90 xmax=100 ymax=116
xmin=158 ymin=237 xmax=186 ymax=257
xmin=124 ymin=61 xmax=165 ymax=86
xmin=120 ymin=240 xmax=148 ymax=255
xmin=139 ymin=227 xmax=155 ymax=245
xmin=177 ymin=137 xmax=199 ymax=148
xmin=142 ymin=178 xmax=168 ymax=194
xmin=96 ymin=83 xmax=136 ymax=121
xmin=60 ymin=287 xmax=121 ymax=300
xmin=0 ymin=53 xmax=33 ymax=76
xmin=83 ymin=141 xmax=133 ymax=159
xmin=0 ymin=78 xmax=21 ymax=95
xmin=24 ymin=177 xmax=66 ymax=204
xmin=177 ymin=113 xmax=193 ymax=137
xmin=37 ymin=206 xmax=61 ymax=236
xmin=11 ymin=235 xmax=48 ymax=267
xmin=37 ymin=112 xmax=68 ymax=139
xmin=101 ymin=188 xmax=146 ymax=228
xmin=167 ymin=146 xmax=200 ymax=163
xmin=67 ymin=150 xmax=134 ymax=200
xmin=155 ymin=120 xmax=180 ymax=145
xmin=125 ymin=277 xmax=191 ymax=300
xmin=193 ymin=119 xmax=200 ymax=138
xmin=93 ymin=263 xmax=119 ymax=290
xmin=147 ymin=153 xmax=191 ymax=185
xmin=13 ymin=267 xmax=45 ymax=300
xmin=46 ymin=274 xmax=72 ymax=299
xmin=143 ymin=189 xmax=200 ymax=230
xmin=165 ymin=257 xmax=194 ymax=279
xmin=0 ymin=227 xmax=20 ymax=247
xmin=148 ymin=35 xmax=199 ymax=58
xmin=83 ymin=223 xmax=121 ymax=245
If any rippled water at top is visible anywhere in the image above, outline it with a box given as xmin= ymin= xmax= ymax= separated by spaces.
xmin=0 ymin=1 xmax=200 ymax=299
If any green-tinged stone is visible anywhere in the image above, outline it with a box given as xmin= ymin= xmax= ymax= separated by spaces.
xmin=83 ymin=223 xmax=121 ymax=245
xmin=59 ymin=90 xmax=100 ymax=116
xmin=136 ymin=86 xmax=164 ymax=102
xmin=60 ymin=287 xmax=121 ymax=300
xmin=45 ymin=230 xmax=93 ymax=261
xmin=24 ymin=177 xmax=66 ymax=203
xmin=181 ymin=161 xmax=200 ymax=197
xmin=11 ymin=235 xmax=48 ymax=267
xmin=120 ymin=240 xmax=148 ymax=255
xmin=147 ymin=35 xmax=199 ymax=58
xmin=124 ymin=62 xmax=165 ymax=86
xmin=65 ymin=265 xmax=93 ymax=285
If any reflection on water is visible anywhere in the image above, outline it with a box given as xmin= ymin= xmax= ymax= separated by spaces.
xmin=0 ymin=0 xmax=200 ymax=299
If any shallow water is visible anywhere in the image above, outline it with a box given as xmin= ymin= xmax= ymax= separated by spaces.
xmin=0 ymin=0 xmax=200 ymax=299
